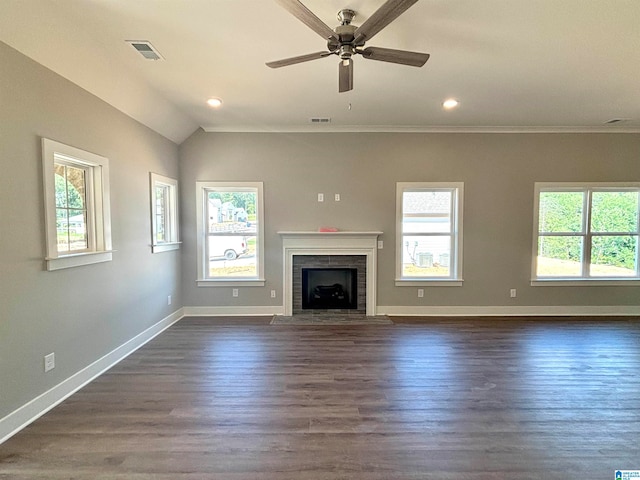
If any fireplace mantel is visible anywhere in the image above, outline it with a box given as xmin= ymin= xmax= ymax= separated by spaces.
xmin=278 ymin=231 xmax=382 ymax=316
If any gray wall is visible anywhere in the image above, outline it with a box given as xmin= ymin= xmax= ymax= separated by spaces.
xmin=0 ymin=42 xmax=182 ymax=419
xmin=179 ymin=129 xmax=640 ymax=309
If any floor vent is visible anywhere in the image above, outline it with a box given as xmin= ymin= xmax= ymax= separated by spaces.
xmin=309 ymin=117 xmax=331 ymax=124
xmin=126 ymin=41 xmax=164 ymax=61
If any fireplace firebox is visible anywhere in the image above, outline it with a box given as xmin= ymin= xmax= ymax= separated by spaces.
xmin=302 ymin=268 xmax=357 ymax=310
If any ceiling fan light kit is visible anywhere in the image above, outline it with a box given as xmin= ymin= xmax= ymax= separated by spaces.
xmin=267 ymin=0 xmax=429 ymax=93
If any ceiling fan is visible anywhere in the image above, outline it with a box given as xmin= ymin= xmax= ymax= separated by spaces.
xmin=266 ymin=0 xmax=430 ymax=93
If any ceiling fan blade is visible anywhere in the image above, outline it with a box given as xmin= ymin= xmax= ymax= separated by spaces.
xmin=338 ymin=59 xmax=354 ymax=93
xmin=266 ymin=51 xmax=333 ymax=68
xmin=275 ymin=0 xmax=338 ymax=41
xmin=361 ymin=46 xmax=429 ymax=67
xmin=353 ymin=0 xmax=419 ymax=44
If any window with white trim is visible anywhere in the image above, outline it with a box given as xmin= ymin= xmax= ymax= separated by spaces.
xmin=533 ymin=183 xmax=640 ymax=283
xmin=150 ymin=173 xmax=180 ymax=253
xmin=396 ymin=182 xmax=464 ymax=285
xmin=196 ymin=182 xmax=264 ymax=286
xmin=42 ymin=138 xmax=112 ymax=271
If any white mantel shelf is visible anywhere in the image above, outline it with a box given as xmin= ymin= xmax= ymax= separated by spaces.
xmin=279 ymin=231 xmax=382 ymax=316
xmin=278 ymin=231 xmax=383 ymax=237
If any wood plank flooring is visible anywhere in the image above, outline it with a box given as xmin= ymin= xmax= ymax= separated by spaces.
xmin=1 ymin=316 xmax=639 ymax=479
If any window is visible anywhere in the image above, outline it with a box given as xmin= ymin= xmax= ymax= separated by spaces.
xmin=533 ymin=183 xmax=640 ymax=283
xmin=150 ymin=173 xmax=180 ymax=253
xmin=396 ymin=182 xmax=464 ymax=285
xmin=196 ymin=182 xmax=264 ymax=286
xmin=42 ymin=138 xmax=112 ymax=271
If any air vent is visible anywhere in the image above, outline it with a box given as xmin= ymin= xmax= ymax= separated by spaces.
xmin=605 ymin=118 xmax=631 ymax=124
xmin=126 ymin=40 xmax=164 ymax=61
xmin=309 ymin=117 xmax=331 ymax=124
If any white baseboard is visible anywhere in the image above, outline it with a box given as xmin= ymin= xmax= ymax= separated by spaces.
xmin=0 ymin=308 xmax=184 ymax=445
xmin=183 ymin=305 xmax=284 ymax=316
xmin=378 ymin=305 xmax=640 ymax=316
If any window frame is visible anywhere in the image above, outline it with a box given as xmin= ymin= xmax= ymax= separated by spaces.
xmin=395 ymin=182 xmax=464 ymax=286
xmin=195 ymin=181 xmax=265 ymax=287
xmin=42 ymin=138 xmax=113 ymax=271
xmin=532 ymin=182 xmax=640 ymax=286
xmin=150 ymin=173 xmax=180 ymax=253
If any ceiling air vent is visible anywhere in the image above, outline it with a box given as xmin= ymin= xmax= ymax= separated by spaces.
xmin=126 ymin=40 xmax=164 ymax=61
xmin=309 ymin=117 xmax=331 ymax=124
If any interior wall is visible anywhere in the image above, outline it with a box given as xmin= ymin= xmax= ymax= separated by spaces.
xmin=0 ymin=42 xmax=182 ymax=420
xmin=179 ymin=129 xmax=640 ymax=311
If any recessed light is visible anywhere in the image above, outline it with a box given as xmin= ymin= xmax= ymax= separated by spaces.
xmin=443 ymin=98 xmax=459 ymax=110
xmin=207 ymin=98 xmax=223 ymax=108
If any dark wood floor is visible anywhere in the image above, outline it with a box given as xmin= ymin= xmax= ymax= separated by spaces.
xmin=1 ymin=316 xmax=639 ymax=479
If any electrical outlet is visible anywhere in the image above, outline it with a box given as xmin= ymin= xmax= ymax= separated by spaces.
xmin=335 ymin=193 xmax=341 ymax=201
xmin=377 ymin=240 xmax=383 ymax=249
xmin=317 ymin=193 xmax=324 ymax=202
xmin=417 ymin=288 xmax=424 ymax=298
xmin=232 ymin=288 xmax=239 ymax=297
xmin=271 ymin=290 xmax=276 ymax=298
xmin=510 ymin=289 xmax=517 ymax=298
xmin=44 ymin=353 xmax=55 ymax=372
xmin=167 ymin=295 xmax=172 ymax=305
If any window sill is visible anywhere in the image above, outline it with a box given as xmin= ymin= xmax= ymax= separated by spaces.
xmin=395 ymin=279 xmax=463 ymax=287
xmin=197 ymin=278 xmax=266 ymax=287
xmin=531 ymin=278 xmax=640 ymax=286
xmin=46 ymin=250 xmax=114 ymax=271
xmin=151 ymin=242 xmax=182 ymax=253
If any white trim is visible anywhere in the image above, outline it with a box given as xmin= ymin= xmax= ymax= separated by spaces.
xmin=42 ymin=138 xmax=112 ymax=270
xmin=395 ymin=279 xmax=463 ymax=287
xmin=196 ymin=279 xmax=266 ymax=287
xmin=183 ymin=305 xmax=284 ymax=316
xmin=279 ymin=231 xmax=382 ymax=317
xmin=196 ymin=181 xmax=264 ymax=284
xmin=202 ymin=125 xmax=640 ymax=134
xmin=378 ymin=305 xmax=640 ymax=317
xmin=532 ymin=182 xmax=640 ymax=282
xmin=0 ymin=308 xmax=184 ymax=445
xmin=396 ymin=182 xmax=464 ymax=282
xmin=151 ymin=242 xmax=182 ymax=253
xmin=150 ymin=173 xmax=180 ymax=253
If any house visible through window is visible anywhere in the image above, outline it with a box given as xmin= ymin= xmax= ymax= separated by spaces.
xmin=196 ymin=182 xmax=264 ymax=286
xmin=534 ymin=183 xmax=640 ymax=282
xmin=396 ymin=182 xmax=464 ymax=285
xmin=150 ymin=173 xmax=179 ymax=253
xmin=42 ymin=138 xmax=112 ymax=270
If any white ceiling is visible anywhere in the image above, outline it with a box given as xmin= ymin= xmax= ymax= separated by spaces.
xmin=2 ymin=0 xmax=640 ymax=144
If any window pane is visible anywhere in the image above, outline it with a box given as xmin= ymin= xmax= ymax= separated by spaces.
xmin=67 ymin=209 xmax=88 ymax=251
xmin=155 ymin=185 xmax=168 ymax=243
xmin=401 ymin=235 xmax=451 ymax=277
xmin=537 ymin=236 xmax=583 ymax=276
xmin=207 ymin=191 xmax=257 ymax=234
xmin=538 ymin=192 xmax=585 ymax=233
xmin=56 ymin=208 xmax=70 ymax=252
xmin=208 ymin=235 xmax=257 ymax=277
xmin=403 ymin=191 xmax=451 ymax=233
xmin=591 ymin=191 xmax=639 ymax=233
xmin=65 ymin=166 xmax=86 ymax=209
xmin=54 ymin=165 xmax=67 ymax=207
xmin=539 ymin=191 xmax=584 ymax=233
xmin=590 ymin=235 xmax=638 ymax=277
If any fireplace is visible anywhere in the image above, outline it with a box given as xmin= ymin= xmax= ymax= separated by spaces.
xmin=302 ymin=268 xmax=357 ymax=310
xmin=293 ymin=255 xmax=366 ymax=315
xmin=279 ymin=231 xmax=382 ymax=317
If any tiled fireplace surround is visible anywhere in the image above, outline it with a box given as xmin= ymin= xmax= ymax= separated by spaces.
xmin=293 ymin=255 xmax=366 ymax=316
xmin=279 ymin=232 xmax=382 ymax=317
